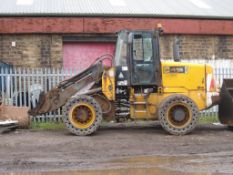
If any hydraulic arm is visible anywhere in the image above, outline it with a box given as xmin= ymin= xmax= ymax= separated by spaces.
xmin=28 ymin=62 xmax=103 ymax=116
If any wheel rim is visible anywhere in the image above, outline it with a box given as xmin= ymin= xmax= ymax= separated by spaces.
xmin=166 ymin=103 xmax=192 ymax=128
xmin=68 ymin=102 xmax=96 ymax=129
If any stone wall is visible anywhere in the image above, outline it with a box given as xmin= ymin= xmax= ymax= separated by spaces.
xmin=160 ymin=35 xmax=233 ymax=60
xmin=0 ymin=34 xmax=233 ymax=67
xmin=0 ymin=34 xmax=62 ymax=67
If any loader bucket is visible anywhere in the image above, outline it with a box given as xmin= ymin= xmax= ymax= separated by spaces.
xmin=28 ymin=91 xmax=49 ymax=116
xmin=218 ymin=79 xmax=233 ymax=126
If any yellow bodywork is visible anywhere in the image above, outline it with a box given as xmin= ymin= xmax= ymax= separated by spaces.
xmin=102 ymin=67 xmax=115 ymax=101
xmin=102 ymin=61 xmax=213 ymax=120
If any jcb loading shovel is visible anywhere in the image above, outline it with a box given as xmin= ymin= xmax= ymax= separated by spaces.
xmin=219 ymin=79 xmax=233 ymax=126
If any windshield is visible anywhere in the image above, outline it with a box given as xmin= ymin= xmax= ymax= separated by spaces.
xmin=114 ymin=32 xmax=128 ymax=66
xmin=133 ymin=34 xmax=153 ymax=62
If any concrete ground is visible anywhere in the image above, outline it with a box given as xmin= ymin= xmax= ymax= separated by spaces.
xmin=0 ymin=122 xmax=233 ymax=175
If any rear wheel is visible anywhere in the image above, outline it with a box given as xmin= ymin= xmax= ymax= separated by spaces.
xmin=63 ymin=95 xmax=102 ymax=136
xmin=158 ymin=95 xmax=199 ymax=135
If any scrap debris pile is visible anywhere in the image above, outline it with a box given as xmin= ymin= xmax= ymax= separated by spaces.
xmin=0 ymin=119 xmax=19 ymax=133
xmin=0 ymin=104 xmax=29 ymax=133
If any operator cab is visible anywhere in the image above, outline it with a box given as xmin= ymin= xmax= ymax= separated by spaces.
xmin=114 ymin=30 xmax=161 ymax=89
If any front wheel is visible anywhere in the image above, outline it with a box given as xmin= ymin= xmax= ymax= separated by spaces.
xmin=63 ymin=95 xmax=102 ymax=136
xmin=158 ymin=95 xmax=199 ymax=135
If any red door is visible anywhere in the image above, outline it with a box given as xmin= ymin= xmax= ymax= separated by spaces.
xmin=63 ymin=42 xmax=115 ymax=70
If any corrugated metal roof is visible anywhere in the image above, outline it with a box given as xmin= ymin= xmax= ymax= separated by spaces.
xmin=0 ymin=0 xmax=233 ymax=19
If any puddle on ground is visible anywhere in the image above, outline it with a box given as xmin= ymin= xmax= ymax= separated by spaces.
xmin=0 ymin=155 xmax=218 ymax=175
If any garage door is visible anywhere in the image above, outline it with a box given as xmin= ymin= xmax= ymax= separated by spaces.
xmin=63 ymin=42 xmax=115 ymax=70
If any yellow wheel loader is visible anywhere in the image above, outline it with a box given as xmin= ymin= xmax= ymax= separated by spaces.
xmin=28 ymin=29 xmax=233 ymax=135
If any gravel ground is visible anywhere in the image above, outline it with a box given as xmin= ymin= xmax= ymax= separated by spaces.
xmin=0 ymin=122 xmax=233 ymax=175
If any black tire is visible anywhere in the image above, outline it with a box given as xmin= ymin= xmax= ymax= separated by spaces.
xmin=158 ymin=94 xmax=199 ymax=135
xmin=63 ymin=95 xmax=102 ymax=136
xmin=228 ymin=126 xmax=233 ymax=131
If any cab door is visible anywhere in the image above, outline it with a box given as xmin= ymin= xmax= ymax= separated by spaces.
xmin=130 ymin=32 xmax=161 ymax=86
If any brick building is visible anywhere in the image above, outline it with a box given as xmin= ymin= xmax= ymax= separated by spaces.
xmin=0 ymin=0 xmax=233 ymax=69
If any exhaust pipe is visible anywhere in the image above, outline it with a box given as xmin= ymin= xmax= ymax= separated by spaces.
xmin=173 ymin=36 xmax=181 ymax=62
